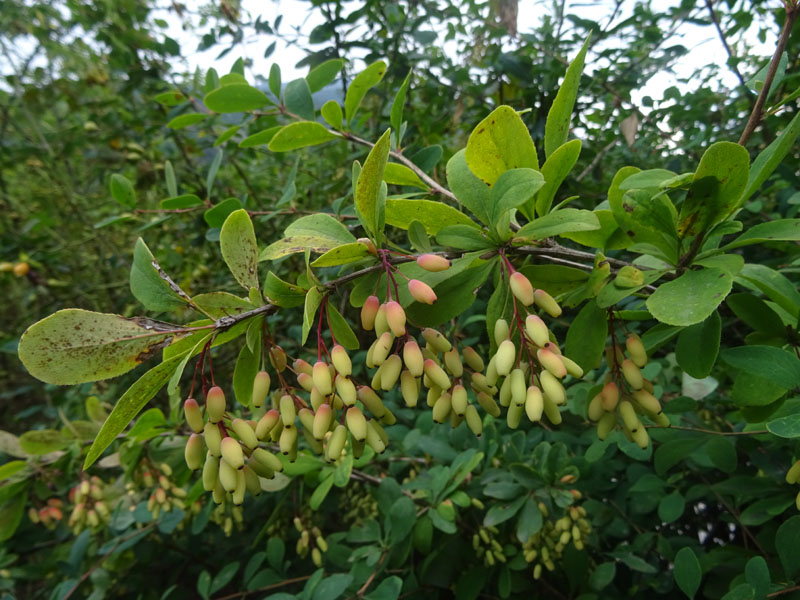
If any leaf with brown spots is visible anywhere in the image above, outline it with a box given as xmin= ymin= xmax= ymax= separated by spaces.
xmin=220 ymin=209 xmax=260 ymax=291
xmin=465 ymin=106 xmax=538 ymax=186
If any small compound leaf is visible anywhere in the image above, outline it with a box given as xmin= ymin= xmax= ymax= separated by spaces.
xmin=220 ymin=209 xmax=260 ymax=291
xmin=19 ymin=309 xmax=184 ymax=385
xmin=646 ymin=268 xmax=732 ymax=327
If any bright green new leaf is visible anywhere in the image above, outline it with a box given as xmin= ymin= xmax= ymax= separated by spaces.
xmin=355 ymin=128 xmax=391 ymax=239
xmin=83 ymin=354 xmax=184 ymax=469
xmin=383 ymin=163 xmax=428 ymax=189
xmin=214 ymin=124 xmax=240 ymax=147
xmin=220 ymin=209 xmax=260 ymax=290
xmin=110 ymin=174 xmax=136 ymax=208
xmin=19 ymin=430 xmax=68 ymax=455
xmin=310 ymin=474 xmax=335 ymax=510
xmin=514 ymin=208 xmax=600 ymax=242
xmin=532 ymin=139 xmax=581 ymax=218
xmin=302 ymin=288 xmax=324 ymax=346
xmin=233 ymin=334 xmax=261 ymax=407
xmin=675 ymin=311 xmax=721 ymax=379
xmin=239 ymin=125 xmax=282 ymax=148
xmin=0 ymin=461 xmax=26 ymax=483
xmin=490 ymin=168 xmax=545 ymax=225
xmin=18 ymin=309 xmax=184 ymax=385
xmin=721 ymin=346 xmax=800 ymax=390
xmin=618 ymin=169 xmax=678 ymax=191
xmin=130 ymin=238 xmax=187 ymax=312
xmin=311 ymin=242 xmax=370 ymax=267
xmin=446 ymin=149 xmax=492 ymax=225
xmin=321 ymin=100 xmax=343 ymax=129
xmin=204 ymin=83 xmax=269 ymax=113
xmin=465 ymin=106 xmax=538 ymax=186
xmin=391 ymin=70 xmax=412 ymax=146
xmin=385 ymin=198 xmax=477 ymax=235
xmin=166 ymin=113 xmax=207 ymax=129
xmin=564 ymin=299 xmax=607 ymax=372
xmin=563 ymin=210 xmax=630 ymax=250
xmin=679 ymin=142 xmax=750 ymax=237
xmin=345 ymin=60 xmax=386 ymax=126
xmin=267 ymin=122 xmax=339 ymax=152
xmin=647 ymin=268 xmax=732 ymax=326
xmin=284 ymin=78 xmax=315 ymax=120
xmin=673 ymin=547 xmax=702 ymax=599
xmin=263 ymin=273 xmax=306 ymax=308
xmin=436 ymin=225 xmax=493 ymax=251
xmin=161 ymin=194 xmax=203 ymax=210
xmin=544 ymin=35 xmax=590 ymax=158
xmin=260 ymin=214 xmax=356 ymax=261
xmin=306 ymin=59 xmax=344 ymax=93
xmin=326 ymin=304 xmax=359 ymax=350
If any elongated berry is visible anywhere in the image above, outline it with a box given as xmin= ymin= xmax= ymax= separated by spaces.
xmin=507 ymin=400 xmax=524 ymax=429
xmin=280 ymin=395 xmax=297 ymax=426
xmin=424 ymin=359 xmax=451 ymax=390
xmin=494 ymin=319 xmax=510 ymax=346
xmin=346 ymin=406 xmax=368 ymax=441
xmin=331 ymin=345 xmax=352 ymax=376
xmin=298 ymin=407 xmax=315 ymax=431
xmin=184 ymin=434 xmax=205 ymax=470
xmin=252 ymin=448 xmax=283 ymax=472
xmin=537 ymin=347 xmax=567 ymax=379
xmin=485 ymin=356 xmax=499 ymax=386
xmin=357 ymin=386 xmax=387 ymax=417
xmin=619 ymin=400 xmax=639 ymax=432
xmin=596 ymin=411 xmax=616 ymax=440
xmin=218 ymin=459 xmax=238 ymax=492
xmin=787 ymin=461 xmax=800 ymax=484
xmin=451 ymin=384 xmax=468 ymax=416
xmin=183 ymin=398 xmax=204 ymax=433
xmin=256 ymin=409 xmax=280 ymax=440
xmin=297 ymin=372 xmax=314 ymax=392
xmin=269 ymin=345 xmax=287 ymax=372
xmin=400 ymin=370 xmax=419 ymax=407
xmin=444 ymin=348 xmax=463 ymax=378
xmin=542 ymin=394 xmax=562 ymax=425
xmin=231 ymin=418 xmax=259 ymax=450
xmin=476 ymin=391 xmax=501 ymax=417
xmin=385 ymin=300 xmax=407 ymax=336
xmin=381 ymin=354 xmax=403 ymax=391
xmin=626 ymin=334 xmax=647 ymax=368
xmin=365 ymin=423 xmax=387 ymax=454
xmin=432 ymin=392 xmax=452 ymax=424
xmin=525 ymin=386 xmax=544 ymax=422
xmin=462 ymin=346 xmax=484 ymax=372
xmin=499 ymin=375 xmax=512 ymax=407
xmin=325 ymin=424 xmax=347 ymax=462
xmin=540 ymin=370 xmax=566 ymax=405
xmin=313 ymin=404 xmax=333 ymax=440
xmin=373 ymin=332 xmax=394 ymax=366
xmin=312 ymin=361 xmax=332 ymax=395
xmin=422 ymin=328 xmax=452 ymax=353
xmin=221 ymin=437 xmax=244 ymax=470
xmin=409 ymin=279 xmax=437 ymax=304
xmin=525 ymin=315 xmax=550 ymax=347
xmin=335 ymin=375 xmax=357 ymax=406
xmin=204 ymin=421 xmax=222 ymax=457
xmin=632 ymin=425 xmax=649 ymax=449
xmin=417 ymin=254 xmax=451 ymax=272
xmin=465 ymin=405 xmax=483 ymax=436
xmin=279 ymin=425 xmax=297 ymax=456
xmin=252 ymin=371 xmax=270 ymax=408
xmin=560 ymin=356 xmax=584 ymax=379
xmin=587 ymin=394 xmax=604 ymax=421
xmin=621 ymin=359 xmax=644 ymax=390
xmin=206 ymin=386 xmax=226 ymax=423
xmin=509 ymin=272 xmax=534 ymax=306
xmin=495 ymin=340 xmax=516 ymax=377
xmin=242 ymin=465 xmax=261 ymax=496
xmin=293 ymin=359 xmax=312 ymax=376
xmin=374 ymin=303 xmax=389 ymax=336
xmin=232 ymin=469 xmax=246 ymax=505
xmin=632 ymin=389 xmax=662 ymax=414
xmin=600 ymin=382 xmax=619 ymax=411
xmin=403 ymin=340 xmax=424 ymax=376
xmin=533 ymin=289 xmax=562 ymax=317
xmin=510 ymin=369 xmax=526 ymax=406
xmin=361 ymin=295 xmax=380 ymax=331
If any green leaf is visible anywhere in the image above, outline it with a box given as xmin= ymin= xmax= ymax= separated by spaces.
xmin=679 ymin=142 xmax=750 ymax=237
xmin=84 ymin=354 xmax=183 ymax=469
xmin=658 ymin=491 xmax=685 ymax=523
xmin=364 ymin=576 xmax=402 ymax=600
xmin=161 ymin=194 xmax=202 ymax=210
xmin=390 ymin=70 xmax=412 ymax=146
xmin=284 ymin=78 xmax=315 ymax=121
xmin=267 ymin=122 xmax=339 ymax=152
xmin=385 ymin=198 xmax=477 ymax=235
xmin=740 ymin=110 xmax=800 ymax=206
xmin=193 ymin=292 xmax=254 ymax=318
xmin=19 ymin=309 xmax=182 ymax=385
xmin=302 ymin=288 xmax=324 ymax=345
xmin=484 ymin=496 xmax=527 ymax=527
xmin=726 ymin=293 xmax=786 ymax=337
xmin=388 ymin=496 xmax=416 ymax=544
xmin=355 ymin=128 xmax=392 ymax=239
xmin=465 ymin=105 xmax=538 ymax=186
xmin=130 ymin=238 xmax=187 ymax=312
xmin=514 ymin=208 xmax=600 ymax=242
xmin=515 ymin=497 xmax=543 ymax=542
xmin=321 ymin=100 xmax=343 ymax=129
xmin=0 ymin=491 xmax=27 ymax=542
xmin=383 ymin=163 xmax=428 ymax=189
xmin=532 ymin=139 xmax=581 ymax=218
xmin=596 ymin=269 xmax=666 ymax=308
xmin=345 ymin=60 xmax=386 ymax=126
xmin=544 ymin=36 xmax=590 ymax=158
xmin=446 ymin=149 xmax=492 ymax=225
xmin=776 ymin=516 xmax=800 ymax=578
xmin=436 ymin=225 xmax=493 ymax=251
xmin=220 ymin=209 xmax=260 ymax=290
xmin=767 ymin=414 xmax=800 ymax=438
xmin=19 ymin=430 xmax=68 ymax=455
xmin=210 ymin=562 xmax=240 ymax=596
xmin=262 ymin=273 xmax=306 ymax=308
xmin=166 ymin=113 xmax=207 ymax=129
xmin=675 ymin=311 xmax=721 ymax=378
xmin=705 ymin=437 xmax=737 ymax=473
xmin=610 ymin=189 xmax=679 ymax=263
xmin=239 ymin=126 xmax=282 ymax=148
xmin=306 ymin=59 xmax=344 ymax=93
xmin=408 ymin=221 xmax=431 ymax=253
xmin=206 ymin=149 xmax=224 ymax=197
xmin=745 ymin=556 xmax=770 ymax=600
xmin=721 ymin=346 xmax=800 ymax=390
xmin=154 ymin=91 xmax=186 ymax=106
xmin=326 ymin=304 xmax=359 ymax=350
xmin=260 ymin=214 xmax=356 ymax=261
xmin=233 ymin=336 xmax=261 ymax=408
xmin=0 ymin=461 xmax=26 ymax=482
xmin=721 ymin=219 xmax=800 ymax=250
xmin=737 ymin=264 xmax=800 ymax=318
xmin=204 ymin=198 xmax=241 ymax=228
xmin=310 ymin=474 xmax=334 ymax=510
xmin=110 ymin=174 xmax=136 ymax=208
xmin=204 ymin=83 xmax=269 ymax=113
xmin=618 ymin=169 xmax=679 ymax=191
xmin=311 ymin=243 xmax=370 ymax=267
xmin=590 ymin=563 xmax=616 ymax=591
xmin=268 ymin=64 xmax=281 ymax=99
xmin=490 ymin=168 xmax=545 ymax=225
xmin=673 ymin=547 xmax=702 ymax=599
xmin=646 ymin=268 xmax=732 ymax=326
xmin=312 ymin=573 xmax=353 ymax=600
xmin=214 ymin=124 xmax=240 ymax=147
xmin=519 ymin=264 xmax=589 ymax=297
xmin=564 ymin=299 xmax=608 ymax=372
xmin=731 ymin=372 xmax=786 ymax=407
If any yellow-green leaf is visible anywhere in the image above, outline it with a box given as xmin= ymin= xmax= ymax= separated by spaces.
xmin=220 ymin=209 xmax=260 ymax=291
xmin=267 ymin=122 xmax=339 ymax=152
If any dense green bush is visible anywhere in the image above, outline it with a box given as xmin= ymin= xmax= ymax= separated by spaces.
xmin=2 ymin=1 xmax=800 ymax=599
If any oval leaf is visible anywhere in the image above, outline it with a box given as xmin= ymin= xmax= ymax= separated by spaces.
xmin=646 ymin=268 xmax=732 ymax=326
xmin=204 ymin=83 xmax=269 ymax=113
xmin=220 ymin=209 xmax=260 ymax=291
xmin=268 ymin=122 xmax=339 ymax=152
xmin=385 ymin=198 xmax=477 ymax=235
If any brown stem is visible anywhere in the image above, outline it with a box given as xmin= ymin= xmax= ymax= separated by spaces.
xmin=356 ymin=550 xmax=388 ymax=597
xmin=738 ymin=3 xmax=799 ymax=146
xmin=212 ymin=575 xmax=312 ymax=600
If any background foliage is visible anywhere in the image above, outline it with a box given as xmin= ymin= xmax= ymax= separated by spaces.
xmin=1 ymin=1 xmax=800 ymax=599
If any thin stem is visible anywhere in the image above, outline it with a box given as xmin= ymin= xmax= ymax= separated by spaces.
xmin=212 ymin=575 xmax=312 ymax=600
xmin=645 ymin=424 xmax=769 ymax=436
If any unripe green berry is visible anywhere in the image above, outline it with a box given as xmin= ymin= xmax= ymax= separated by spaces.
xmin=183 ymin=398 xmax=204 ymax=433
xmin=206 ymin=386 xmax=226 ymax=423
